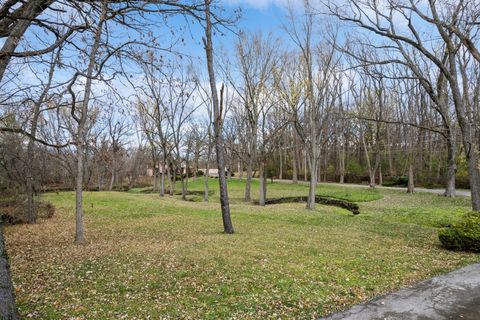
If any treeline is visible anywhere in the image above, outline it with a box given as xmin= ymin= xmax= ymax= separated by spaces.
xmin=2 ymin=1 xmax=480 ymax=230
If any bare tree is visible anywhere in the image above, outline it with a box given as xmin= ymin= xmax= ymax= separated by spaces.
xmin=202 ymin=0 xmax=234 ymax=233
xmin=161 ymin=65 xmax=200 ymax=200
xmin=68 ymin=2 xmax=108 ymax=244
xmin=105 ymin=105 xmax=130 ymax=191
xmin=229 ymin=32 xmax=279 ymax=202
xmin=325 ymin=0 xmax=480 ymax=209
xmin=285 ymin=3 xmax=340 ymax=209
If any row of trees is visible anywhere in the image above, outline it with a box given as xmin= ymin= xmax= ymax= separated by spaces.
xmin=0 ymin=0 xmax=235 ymax=231
xmin=0 ymin=1 xmax=234 ymax=316
xmin=3 ymin=1 xmax=480 ymax=224
xmin=2 ymin=0 xmax=480 ymax=230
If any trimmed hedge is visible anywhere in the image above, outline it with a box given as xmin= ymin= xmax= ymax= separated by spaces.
xmin=438 ymin=211 xmax=480 ymax=252
xmin=263 ymin=196 xmax=360 ymax=215
xmin=382 ymin=176 xmax=409 ymax=187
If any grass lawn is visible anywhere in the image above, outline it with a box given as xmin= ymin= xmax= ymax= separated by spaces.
xmin=4 ymin=179 xmax=479 ymax=319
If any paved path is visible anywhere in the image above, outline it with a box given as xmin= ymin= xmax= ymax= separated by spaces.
xmin=322 ymin=182 xmax=471 ymax=197
xmin=272 ymin=179 xmax=471 ymax=197
xmin=321 ymin=263 xmax=480 ymax=320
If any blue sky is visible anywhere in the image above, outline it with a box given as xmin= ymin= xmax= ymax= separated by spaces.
xmin=228 ymin=3 xmax=287 ymax=34
xmin=166 ymin=1 xmax=296 ymax=61
xmin=3 ymin=0 xmax=437 ymax=104
xmin=4 ymin=2 xmax=290 ymax=96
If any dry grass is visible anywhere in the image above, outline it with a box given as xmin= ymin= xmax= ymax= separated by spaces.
xmin=4 ymin=180 xmax=479 ymax=319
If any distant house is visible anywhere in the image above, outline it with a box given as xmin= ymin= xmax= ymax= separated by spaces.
xmin=146 ymin=162 xmax=194 ymax=177
xmin=198 ymin=168 xmax=219 ymax=177
xmin=146 ymin=167 xmax=155 ymax=177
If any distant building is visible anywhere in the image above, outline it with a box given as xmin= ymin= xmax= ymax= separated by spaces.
xmin=198 ymin=168 xmax=219 ymax=177
xmin=146 ymin=162 xmax=194 ymax=177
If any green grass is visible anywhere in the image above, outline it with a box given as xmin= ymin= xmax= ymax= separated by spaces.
xmin=129 ymin=178 xmax=383 ymax=203
xmin=4 ymin=179 xmax=479 ymax=319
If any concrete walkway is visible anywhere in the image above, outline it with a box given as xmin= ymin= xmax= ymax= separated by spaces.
xmin=322 ymin=182 xmax=472 ymax=197
xmin=272 ymin=179 xmax=472 ymax=197
xmin=321 ymin=263 xmax=480 ymax=320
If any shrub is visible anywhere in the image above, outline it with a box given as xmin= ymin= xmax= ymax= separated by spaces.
xmin=347 ymin=159 xmax=363 ymax=176
xmin=196 ymin=170 xmax=204 ymax=177
xmin=0 ymin=199 xmax=55 ymax=225
xmin=438 ymin=211 xmax=480 ymax=252
xmin=382 ymin=176 xmax=409 ymax=187
xmin=0 ymin=200 xmax=25 ymax=224
xmin=38 ymin=201 xmax=55 ymax=218
xmin=112 ymin=185 xmax=130 ymax=192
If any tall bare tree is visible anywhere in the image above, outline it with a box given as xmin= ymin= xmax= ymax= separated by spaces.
xmin=202 ymin=0 xmax=234 ymax=233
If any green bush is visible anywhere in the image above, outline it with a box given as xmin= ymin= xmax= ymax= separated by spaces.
xmin=382 ymin=176 xmax=408 ymax=187
xmin=438 ymin=211 xmax=480 ymax=252
xmin=347 ymin=159 xmax=363 ymax=176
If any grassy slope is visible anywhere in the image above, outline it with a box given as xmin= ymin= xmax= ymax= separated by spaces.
xmin=4 ymin=179 xmax=479 ymax=319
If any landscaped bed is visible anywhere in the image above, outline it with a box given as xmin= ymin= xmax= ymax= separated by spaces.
xmin=4 ymin=180 xmax=479 ymax=319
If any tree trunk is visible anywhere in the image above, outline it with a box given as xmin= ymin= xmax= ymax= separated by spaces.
xmin=183 ymin=147 xmax=190 ymax=200
xmin=372 ymin=152 xmax=381 ymax=187
xmin=378 ymin=164 xmax=383 ymax=186
xmin=75 ymin=141 xmax=86 ymax=243
xmin=279 ymin=148 xmax=283 ymax=180
xmin=229 ymin=155 xmax=234 ymax=180
xmin=171 ymin=164 xmax=176 ymax=196
xmin=307 ymin=156 xmax=318 ymax=210
xmin=25 ymin=139 xmax=36 ymax=224
xmin=339 ymin=137 xmax=345 ymax=184
xmin=194 ymin=151 xmax=199 ymax=180
xmin=216 ymin=144 xmax=233 ymax=232
xmin=0 ymin=0 xmax=52 ymax=82
xmin=386 ymin=125 xmax=394 ymax=176
xmin=160 ymin=153 xmax=165 ymax=197
xmin=428 ymin=133 xmax=434 ymax=180
xmin=339 ymin=172 xmax=345 ymax=184
xmin=259 ymin=160 xmax=266 ymax=206
xmin=245 ymin=154 xmax=253 ymax=201
xmin=152 ymin=170 xmax=157 ymax=192
xmin=467 ymin=154 xmax=480 ymax=210
xmin=361 ymin=127 xmax=375 ymax=187
xmin=304 ymin=149 xmax=308 ymax=182
xmin=292 ymin=133 xmax=298 ymax=183
xmin=108 ymin=155 xmax=115 ymax=191
xmin=407 ymin=165 xmax=415 ymax=193
xmin=322 ymin=150 xmax=327 ymax=182
xmin=0 ymin=223 xmax=19 ymax=319
xmin=204 ymin=2 xmax=234 ymax=233
xmin=167 ymin=161 xmax=173 ymax=196
xmin=237 ymin=160 xmax=242 ymax=180
xmin=181 ymin=173 xmax=186 ymax=200
xmin=25 ymin=49 xmax=57 ymax=224
xmin=443 ymin=136 xmax=456 ymax=197
xmin=73 ymin=3 xmax=106 ymax=244
xmin=446 ymin=50 xmax=480 ymax=210
xmin=204 ymin=147 xmax=211 ymax=202
xmin=245 ymin=126 xmax=257 ymax=202
xmin=97 ymin=173 xmax=102 ymax=191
